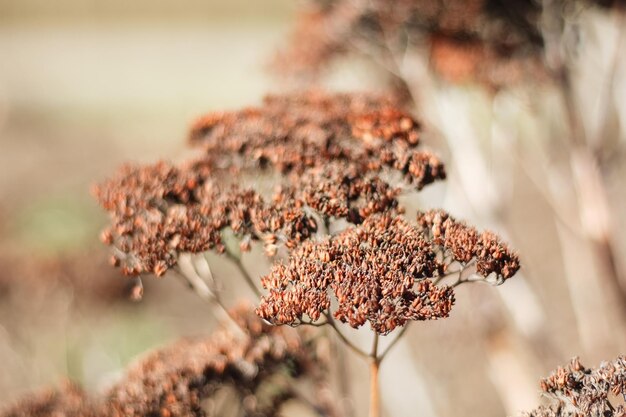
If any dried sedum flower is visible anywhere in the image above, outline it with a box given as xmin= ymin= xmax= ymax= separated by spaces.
xmin=257 ymin=212 xmax=519 ymax=334
xmin=0 ymin=249 xmax=134 ymax=306
xmin=106 ymin=305 xmax=327 ymax=417
xmin=94 ymin=91 xmax=445 ymax=277
xmin=296 ymin=161 xmax=404 ymax=224
xmin=0 ymin=306 xmax=331 ymax=417
xmin=522 ymin=356 xmax=626 ymax=417
xmin=417 ymin=209 xmax=520 ymax=281
xmin=188 ymin=91 xmax=443 ymax=187
xmin=523 ymin=405 xmax=582 ymax=417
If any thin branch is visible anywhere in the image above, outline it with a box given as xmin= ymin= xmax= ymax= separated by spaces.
xmin=193 ymin=254 xmax=219 ymax=293
xmin=433 ymin=268 xmax=462 ymax=285
xmin=378 ymin=323 xmax=410 ymax=362
xmin=452 ymin=277 xmax=490 ymax=288
xmin=369 ymin=330 xmax=381 ymax=417
xmin=297 ymin=318 xmax=329 ymax=327
xmin=224 ymin=246 xmax=262 ymax=298
xmin=371 ymin=332 xmax=379 ymax=359
xmin=323 ymin=312 xmax=369 ymax=359
xmin=173 ymin=264 xmax=213 ymax=300
xmin=170 ymin=266 xmax=246 ymax=338
xmin=450 ymin=259 xmax=478 ymax=287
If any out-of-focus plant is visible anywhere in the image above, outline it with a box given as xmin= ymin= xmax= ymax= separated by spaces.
xmin=523 ymin=356 xmax=626 ymax=417
xmin=1 ymin=305 xmax=332 ymax=417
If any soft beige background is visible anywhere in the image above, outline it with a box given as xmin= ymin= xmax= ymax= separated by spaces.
xmin=0 ymin=0 xmax=297 ymax=406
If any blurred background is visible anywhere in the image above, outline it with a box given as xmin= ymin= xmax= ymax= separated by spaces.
xmin=0 ymin=0 xmax=299 ymax=406
xmin=0 ymin=1 xmax=625 ymax=417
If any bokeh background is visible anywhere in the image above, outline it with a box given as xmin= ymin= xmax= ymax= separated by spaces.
xmin=1 ymin=1 xmax=625 ymax=416
xmin=0 ymin=0 xmax=299 ymax=405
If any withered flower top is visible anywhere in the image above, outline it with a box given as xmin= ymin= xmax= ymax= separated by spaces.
xmin=417 ymin=209 xmax=520 ymax=281
xmin=1 ymin=306 xmax=331 ymax=417
xmin=256 ymin=211 xmax=519 ymax=335
xmin=94 ymin=92 xmax=445 ymax=277
xmin=524 ymin=356 xmax=626 ymax=417
xmin=106 ymin=305 xmax=326 ymax=417
xmin=188 ymin=91 xmax=443 ymax=187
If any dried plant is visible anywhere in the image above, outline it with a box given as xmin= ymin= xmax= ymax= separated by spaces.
xmin=276 ymin=2 xmax=626 ymax=413
xmin=257 ymin=211 xmax=518 ymax=334
xmin=3 ymin=2 xmax=625 ymax=416
xmin=273 ymin=0 xmax=546 ymax=88
xmin=1 ymin=305 xmax=333 ymax=417
xmin=89 ymin=91 xmax=520 ymax=417
xmin=105 ymin=304 xmax=331 ymax=417
xmin=0 ymin=250 xmax=137 ymax=306
xmin=523 ymin=356 xmax=626 ymax=417
xmin=93 ymin=92 xmax=445 ymax=278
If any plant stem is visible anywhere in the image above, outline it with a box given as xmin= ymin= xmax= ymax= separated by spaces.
xmin=323 ymin=313 xmax=369 ymax=359
xmin=369 ymin=360 xmax=380 ymax=417
xmin=224 ymin=247 xmax=262 ymax=298
xmin=369 ymin=332 xmax=381 ymax=417
xmin=379 ymin=323 xmax=410 ymax=361
xmin=171 ymin=266 xmax=246 ymax=338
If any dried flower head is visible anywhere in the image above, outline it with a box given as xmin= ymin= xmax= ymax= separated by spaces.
xmin=417 ymin=209 xmax=520 ymax=281
xmin=94 ymin=91 xmax=445 ymax=277
xmin=0 ymin=250 xmax=134 ymax=305
xmin=188 ymin=91 xmax=442 ymax=186
xmin=523 ymin=356 xmax=626 ymax=417
xmin=257 ymin=211 xmax=519 ymax=334
xmin=1 ymin=306 xmax=332 ymax=417
xmin=106 ymin=305 xmax=328 ymax=417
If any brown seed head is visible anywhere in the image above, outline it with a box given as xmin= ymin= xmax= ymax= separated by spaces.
xmin=525 ymin=356 xmax=626 ymax=417
xmin=94 ymin=92 xmax=445 ymax=277
xmin=417 ymin=209 xmax=520 ymax=281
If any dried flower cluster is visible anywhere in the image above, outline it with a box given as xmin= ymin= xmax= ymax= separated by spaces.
xmin=275 ymin=0 xmax=620 ymax=88
xmin=1 ymin=306 xmax=330 ymax=417
xmin=94 ymin=92 xmax=445 ymax=277
xmin=91 ymin=90 xmax=521 ymax=417
xmin=523 ymin=356 xmax=626 ymax=417
xmin=417 ymin=209 xmax=520 ymax=282
xmin=106 ymin=305 xmax=327 ymax=417
xmin=257 ymin=211 xmax=519 ymax=334
xmin=188 ymin=91 xmax=443 ymax=186
xmin=94 ymin=165 xmax=318 ymax=275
